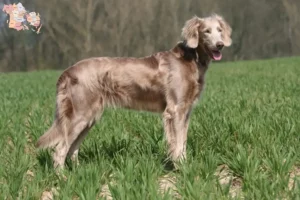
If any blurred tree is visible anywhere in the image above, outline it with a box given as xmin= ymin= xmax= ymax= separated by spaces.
xmin=282 ymin=0 xmax=300 ymax=56
xmin=0 ymin=0 xmax=299 ymax=72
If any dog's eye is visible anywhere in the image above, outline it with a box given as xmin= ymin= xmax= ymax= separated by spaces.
xmin=217 ymin=28 xmax=222 ymax=32
xmin=204 ymin=29 xmax=211 ymax=34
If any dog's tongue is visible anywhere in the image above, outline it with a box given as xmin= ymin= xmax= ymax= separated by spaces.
xmin=212 ymin=51 xmax=222 ymax=60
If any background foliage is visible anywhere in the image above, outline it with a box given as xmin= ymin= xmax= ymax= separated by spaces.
xmin=0 ymin=0 xmax=300 ymax=72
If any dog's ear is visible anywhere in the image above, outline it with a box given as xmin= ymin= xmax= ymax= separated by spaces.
xmin=181 ymin=16 xmax=202 ymax=48
xmin=215 ymin=15 xmax=232 ymax=47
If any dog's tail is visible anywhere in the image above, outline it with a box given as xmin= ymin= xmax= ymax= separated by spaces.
xmin=36 ymin=72 xmax=74 ymax=149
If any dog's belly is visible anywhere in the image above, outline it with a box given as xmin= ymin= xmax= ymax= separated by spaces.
xmin=125 ymin=89 xmax=167 ymax=113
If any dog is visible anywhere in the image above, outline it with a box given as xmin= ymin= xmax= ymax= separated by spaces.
xmin=36 ymin=14 xmax=232 ymax=168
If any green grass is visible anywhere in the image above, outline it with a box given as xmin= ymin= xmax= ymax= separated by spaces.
xmin=0 ymin=57 xmax=300 ymax=199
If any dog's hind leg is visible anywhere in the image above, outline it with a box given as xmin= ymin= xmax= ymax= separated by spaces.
xmin=67 ymin=126 xmax=91 ymax=165
xmin=67 ymin=103 xmax=104 ymax=165
xmin=53 ymin=118 xmax=89 ymax=168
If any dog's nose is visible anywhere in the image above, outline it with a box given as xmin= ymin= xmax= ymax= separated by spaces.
xmin=216 ymin=42 xmax=224 ymax=50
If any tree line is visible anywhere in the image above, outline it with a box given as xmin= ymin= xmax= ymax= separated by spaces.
xmin=0 ymin=0 xmax=299 ymax=72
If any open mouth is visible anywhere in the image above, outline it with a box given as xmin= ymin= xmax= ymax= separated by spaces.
xmin=211 ymin=50 xmax=222 ymax=60
xmin=205 ymin=46 xmax=223 ymax=61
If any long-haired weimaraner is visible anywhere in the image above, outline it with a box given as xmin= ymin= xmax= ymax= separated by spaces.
xmin=36 ymin=14 xmax=232 ymax=168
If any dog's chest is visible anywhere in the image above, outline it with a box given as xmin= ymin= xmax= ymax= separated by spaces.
xmin=191 ymin=64 xmax=207 ymax=104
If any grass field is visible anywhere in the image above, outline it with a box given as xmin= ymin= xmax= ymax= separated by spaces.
xmin=0 ymin=57 xmax=300 ymax=199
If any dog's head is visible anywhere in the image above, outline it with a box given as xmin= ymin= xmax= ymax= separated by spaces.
xmin=181 ymin=14 xmax=232 ymax=61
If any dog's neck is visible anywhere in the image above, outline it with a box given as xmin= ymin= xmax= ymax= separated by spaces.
xmin=196 ymin=44 xmax=211 ymax=67
xmin=172 ymin=41 xmax=211 ymax=68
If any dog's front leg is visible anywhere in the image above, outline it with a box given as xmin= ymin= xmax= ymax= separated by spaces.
xmin=163 ymin=106 xmax=177 ymax=160
xmin=173 ymin=104 xmax=191 ymax=161
xmin=163 ymin=104 xmax=191 ymax=162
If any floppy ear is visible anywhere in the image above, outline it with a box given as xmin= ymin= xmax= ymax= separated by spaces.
xmin=181 ymin=16 xmax=202 ymax=48
xmin=215 ymin=15 xmax=232 ymax=47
